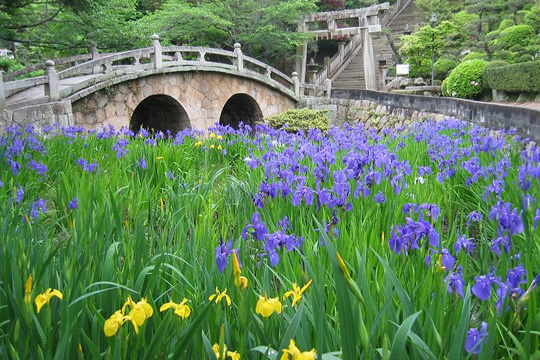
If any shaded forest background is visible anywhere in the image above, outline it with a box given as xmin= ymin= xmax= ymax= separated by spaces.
xmin=1 ymin=0 xmax=538 ymax=79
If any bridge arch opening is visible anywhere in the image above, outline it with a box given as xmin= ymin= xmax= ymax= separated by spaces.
xmin=130 ymin=95 xmax=190 ymax=136
xmin=219 ymin=94 xmax=263 ymax=129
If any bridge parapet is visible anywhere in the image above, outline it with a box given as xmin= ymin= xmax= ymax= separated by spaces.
xmin=2 ymin=35 xmax=332 ymax=111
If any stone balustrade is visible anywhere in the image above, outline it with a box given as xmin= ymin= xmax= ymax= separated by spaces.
xmin=1 ymin=34 xmax=328 ymax=111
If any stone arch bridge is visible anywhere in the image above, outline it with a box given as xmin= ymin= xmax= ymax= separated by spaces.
xmin=0 ymin=36 xmax=331 ymax=134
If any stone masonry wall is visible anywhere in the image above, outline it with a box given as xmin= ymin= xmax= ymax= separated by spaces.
xmin=299 ymin=97 xmax=445 ymax=132
xmin=0 ymin=100 xmax=73 ymax=131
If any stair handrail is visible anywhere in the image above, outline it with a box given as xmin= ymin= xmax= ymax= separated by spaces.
xmin=313 ymin=32 xmax=363 ymax=86
xmin=381 ymin=0 xmax=413 ymax=26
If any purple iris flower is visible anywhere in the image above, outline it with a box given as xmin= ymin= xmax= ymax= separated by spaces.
xmin=138 ymin=158 xmax=147 ymax=170
xmin=506 ymin=265 xmax=527 ymax=298
xmin=417 ymin=166 xmax=432 ymax=176
xmin=30 ymin=198 xmax=47 ymax=219
xmin=454 ymin=231 xmax=474 ymax=255
xmin=291 ymin=190 xmax=302 ymax=207
xmin=304 ymin=187 xmax=315 ymax=206
xmin=472 ymin=274 xmax=496 ymax=301
xmin=28 ymin=160 xmax=48 ymax=176
xmin=466 ymin=211 xmax=483 ymax=227
xmin=445 ymin=266 xmax=464 ymax=298
xmin=16 ymin=185 xmax=24 ymax=204
xmin=533 ymin=208 xmax=540 ymax=229
xmin=490 ymin=232 xmax=512 ymax=256
xmin=69 ymin=198 xmax=78 ymax=210
xmin=489 ymin=201 xmax=523 ymax=236
xmin=522 ymin=194 xmax=535 ymax=210
xmin=441 ymin=248 xmax=455 ymax=270
xmin=419 ymin=203 xmax=440 ymax=220
xmin=242 ymin=212 xmax=268 ymax=241
xmin=113 ymin=138 xmax=129 ymax=158
xmin=484 ymin=178 xmax=505 ymax=198
xmin=495 ymin=280 xmax=508 ymax=314
xmin=402 ymin=203 xmax=417 ymax=215
xmin=465 ymin=322 xmax=488 ymax=354
xmin=374 ymin=191 xmax=386 ymax=204
xmin=77 ymin=158 xmax=99 ymax=173
xmin=215 ymin=238 xmax=233 ymax=273
xmin=364 ymin=168 xmax=382 ymax=187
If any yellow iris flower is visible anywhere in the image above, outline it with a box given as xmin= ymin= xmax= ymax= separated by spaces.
xmin=436 ymin=254 xmax=446 ymax=272
xmin=283 ymin=280 xmax=312 ymax=307
xmin=256 ymin=293 xmax=282 ymax=317
xmin=212 ymin=343 xmax=240 ymax=360
xmin=103 ymin=295 xmax=153 ymax=336
xmin=35 ymin=288 xmax=63 ymax=313
xmin=104 ymin=310 xmax=127 ymax=337
xmin=209 ymin=287 xmax=232 ymax=306
xmin=232 ymin=252 xmax=248 ymax=290
xmin=160 ymin=298 xmax=191 ymax=319
xmin=280 ymin=339 xmax=316 ymax=360
xmin=122 ymin=295 xmax=153 ymax=328
xmin=24 ymin=274 xmax=32 ymax=304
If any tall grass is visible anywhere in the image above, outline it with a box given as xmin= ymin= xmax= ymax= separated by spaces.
xmin=0 ymin=120 xmax=538 ymax=359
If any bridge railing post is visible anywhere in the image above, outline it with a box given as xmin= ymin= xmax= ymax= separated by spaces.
xmin=90 ymin=42 xmax=101 ymax=74
xmin=0 ymin=71 xmax=5 ymax=111
xmin=324 ymin=78 xmax=332 ymax=99
xmin=233 ymin=43 xmax=244 ymax=71
xmin=44 ymin=60 xmax=60 ymax=102
xmin=292 ymin=72 xmax=300 ymax=97
xmin=151 ymin=34 xmax=162 ymax=69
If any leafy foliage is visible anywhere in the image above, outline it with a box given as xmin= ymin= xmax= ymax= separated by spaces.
xmin=461 ymin=52 xmax=488 ymax=62
xmin=483 ymin=60 xmax=540 ymax=93
xmin=433 ymin=58 xmax=456 ymax=80
xmin=0 ymin=56 xmax=23 ymax=73
xmin=265 ymin=108 xmax=330 ymax=133
xmin=442 ymin=59 xmax=487 ymax=99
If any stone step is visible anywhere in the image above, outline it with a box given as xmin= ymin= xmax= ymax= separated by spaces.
xmin=332 ymin=1 xmax=424 ymax=90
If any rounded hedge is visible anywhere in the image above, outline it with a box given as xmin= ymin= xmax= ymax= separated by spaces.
xmin=265 ymin=108 xmax=330 ymax=133
xmin=434 ymin=58 xmax=457 ymax=80
xmin=497 ymin=25 xmax=536 ymax=50
xmin=442 ymin=59 xmax=488 ymax=99
xmin=461 ymin=52 xmax=488 ymax=62
xmin=483 ymin=60 xmax=540 ymax=92
xmin=498 ymin=19 xmax=514 ymax=31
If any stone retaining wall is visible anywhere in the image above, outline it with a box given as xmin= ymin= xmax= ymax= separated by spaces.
xmin=299 ymin=90 xmax=540 ymax=141
xmin=0 ymin=100 xmax=73 ymax=130
xmin=298 ymin=96 xmax=445 ymax=132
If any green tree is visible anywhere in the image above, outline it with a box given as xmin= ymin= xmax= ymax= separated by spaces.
xmin=135 ymin=0 xmax=317 ymax=72
xmin=0 ymin=0 xmax=140 ymax=59
xmin=399 ymin=21 xmax=454 ymax=78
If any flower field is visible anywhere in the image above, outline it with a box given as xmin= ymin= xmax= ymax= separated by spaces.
xmin=0 ymin=119 xmax=539 ymax=359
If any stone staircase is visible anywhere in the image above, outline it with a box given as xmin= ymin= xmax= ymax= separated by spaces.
xmin=332 ymin=0 xmax=424 ymax=90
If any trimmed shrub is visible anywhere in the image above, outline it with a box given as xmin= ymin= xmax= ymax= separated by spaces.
xmin=434 ymin=58 xmax=457 ymax=80
xmin=442 ymin=59 xmax=488 ymax=99
xmin=461 ymin=52 xmax=488 ymax=62
xmin=265 ymin=108 xmax=330 ymax=133
xmin=483 ymin=60 xmax=509 ymax=71
xmin=483 ymin=60 xmax=540 ymax=92
xmin=497 ymin=25 xmax=536 ymax=50
xmin=498 ymin=19 xmax=514 ymax=31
